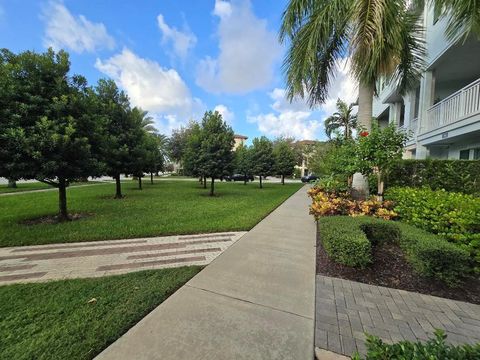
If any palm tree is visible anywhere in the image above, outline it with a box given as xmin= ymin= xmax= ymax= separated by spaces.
xmin=279 ymin=0 xmax=426 ymax=132
xmin=434 ymin=0 xmax=480 ymax=41
xmin=325 ymin=99 xmax=357 ymax=139
xmin=131 ymin=107 xmax=158 ymax=134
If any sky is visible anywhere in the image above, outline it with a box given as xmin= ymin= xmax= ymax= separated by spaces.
xmin=0 ymin=0 xmax=357 ymax=142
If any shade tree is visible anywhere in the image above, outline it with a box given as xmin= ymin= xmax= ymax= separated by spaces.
xmin=0 ymin=48 xmax=103 ymax=220
xmin=234 ymin=143 xmax=253 ymax=185
xmin=251 ymin=136 xmax=275 ymax=189
xmin=273 ymin=139 xmax=297 ymax=185
xmin=197 ymin=111 xmax=235 ymax=196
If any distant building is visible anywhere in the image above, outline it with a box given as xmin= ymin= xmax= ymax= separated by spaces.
xmin=294 ymin=140 xmax=317 ymax=177
xmin=233 ymin=134 xmax=248 ymax=150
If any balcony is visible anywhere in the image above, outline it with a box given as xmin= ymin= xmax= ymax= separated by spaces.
xmin=425 ymin=78 xmax=480 ymax=133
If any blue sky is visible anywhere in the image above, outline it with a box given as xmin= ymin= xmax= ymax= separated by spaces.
xmin=0 ymin=0 xmax=356 ymax=142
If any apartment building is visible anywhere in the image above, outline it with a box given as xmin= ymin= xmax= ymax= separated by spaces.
xmin=372 ymin=4 xmax=480 ymax=160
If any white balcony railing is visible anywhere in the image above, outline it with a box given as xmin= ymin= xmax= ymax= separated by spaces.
xmin=426 ymin=78 xmax=480 ymax=132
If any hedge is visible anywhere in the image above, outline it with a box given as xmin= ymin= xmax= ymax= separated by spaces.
xmin=384 ymin=159 xmax=480 ymax=195
xmin=318 ymin=216 xmax=471 ymax=286
xmin=386 ymin=187 xmax=480 ymax=273
xmin=353 ymin=330 xmax=480 ymax=360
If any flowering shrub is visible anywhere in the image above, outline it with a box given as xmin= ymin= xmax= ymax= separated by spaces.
xmin=307 ymin=187 xmax=397 ymax=220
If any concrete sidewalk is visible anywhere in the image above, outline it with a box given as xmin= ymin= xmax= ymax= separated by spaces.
xmin=96 ymin=186 xmax=316 ymax=360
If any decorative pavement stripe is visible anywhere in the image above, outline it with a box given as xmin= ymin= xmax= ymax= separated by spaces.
xmin=0 ymin=264 xmax=37 ymax=272
xmin=127 ymin=247 xmax=222 ymax=260
xmin=0 ymin=272 xmax=47 ymax=282
xmin=0 ymin=242 xmax=187 ymax=261
xmin=10 ymin=239 xmax=148 ymax=252
xmin=96 ymin=256 xmax=206 ymax=271
xmin=0 ymin=238 xmax=233 ymax=262
xmin=0 ymin=232 xmax=245 ymax=285
xmin=178 ymin=233 xmax=237 ymax=240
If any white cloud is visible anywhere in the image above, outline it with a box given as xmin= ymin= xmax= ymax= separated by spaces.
xmin=95 ymin=48 xmax=205 ymax=134
xmin=320 ymin=58 xmax=358 ymax=115
xmin=247 ymin=57 xmax=358 ymax=140
xmin=42 ymin=1 xmax=115 ymax=53
xmin=214 ymin=104 xmax=235 ymax=124
xmin=248 ymin=111 xmax=321 ymax=140
xmin=248 ymin=89 xmax=321 ymax=139
xmin=157 ymin=14 xmax=197 ymax=60
xmin=196 ymin=0 xmax=282 ymax=94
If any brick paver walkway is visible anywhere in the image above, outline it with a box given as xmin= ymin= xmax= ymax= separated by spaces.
xmin=315 ymin=275 xmax=480 ymax=357
xmin=0 ymin=232 xmax=245 ymax=285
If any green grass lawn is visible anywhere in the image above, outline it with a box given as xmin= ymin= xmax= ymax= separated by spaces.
xmin=0 ymin=267 xmax=201 ymax=360
xmin=0 ymin=180 xmax=303 ymax=247
xmin=0 ymin=181 xmax=104 ymax=194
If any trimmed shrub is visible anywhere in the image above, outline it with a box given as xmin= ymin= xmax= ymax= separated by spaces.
xmin=318 ymin=216 xmax=372 ymax=268
xmin=397 ymin=222 xmax=472 ymax=286
xmin=385 ymin=159 xmax=480 ymax=195
xmin=386 ymin=187 xmax=480 ymax=272
xmin=352 ymin=330 xmax=480 ymax=359
xmin=318 ymin=216 xmax=471 ymax=286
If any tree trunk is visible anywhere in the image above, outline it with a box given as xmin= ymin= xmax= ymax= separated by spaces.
xmin=377 ymin=171 xmax=384 ymax=202
xmin=210 ymin=177 xmax=215 ymax=196
xmin=138 ymin=176 xmax=142 ymax=190
xmin=244 ymin=173 xmax=247 ymax=185
xmin=203 ymin=176 xmax=207 ymax=189
xmin=259 ymin=175 xmax=263 ymax=189
xmin=7 ymin=179 xmax=17 ymax=188
xmin=58 ymin=178 xmax=69 ymax=221
xmin=150 ymin=172 xmax=154 ymax=184
xmin=358 ymin=81 xmax=374 ymax=132
xmin=115 ymin=174 xmax=123 ymax=199
xmin=352 ymin=81 xmax=375 ymax=199
xmin=281 ymin=174 xmax=285 ymax=185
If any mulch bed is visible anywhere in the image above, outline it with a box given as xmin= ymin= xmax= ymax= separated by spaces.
xmin=21 ymin=213 xmax=91 ymax=226
xmin=316 ymin=235 xmax=480 ymax=305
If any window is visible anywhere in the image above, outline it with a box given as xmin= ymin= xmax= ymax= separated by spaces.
xmin=474 ymin=148 xmax=480 ymax=160
xmin=459 ymin=149 xmax=470 ymax=160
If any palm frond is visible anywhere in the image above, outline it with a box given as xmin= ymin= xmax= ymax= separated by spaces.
xmin=281 ymin=0 xmax=352 ymax=106
xmin=436 ymin=0 xmax=480 ymax=41
xmin=390 ymin=4 xmax=426 ymax=94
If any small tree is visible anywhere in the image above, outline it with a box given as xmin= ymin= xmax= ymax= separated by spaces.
xmin=198 ymin=111 xmax=234 ymax=196
xmin=235 ymin=143 xmax=253 ymax=185
xmin=251 ymin=136 xmax=275 ymax=189
xmin=355 ymin=123 xmax=409 ymax=200
xmin=273 ymin=139 xmax=296 ymax=184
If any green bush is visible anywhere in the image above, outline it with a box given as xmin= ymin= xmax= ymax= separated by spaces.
xmin=397 ymin=222 xmax=472 ymax=285
xmin=318 ymin=216 xmax=471 ymax=285
xmin=385 ymin=159 xmax=480 ymax=195
xmin=353 ymin=330 xmax=480 ymax=360
xmin=318 ymin=216 xmax=372 ymax=267
xmin=386 ymin=187 xmax=480 ymax=272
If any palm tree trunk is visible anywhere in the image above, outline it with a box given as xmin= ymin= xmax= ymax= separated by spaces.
xmin=358 ymin=82 xmax=374 ymax=132
xmin=352 ymin=81 xmax=375 ymax=199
